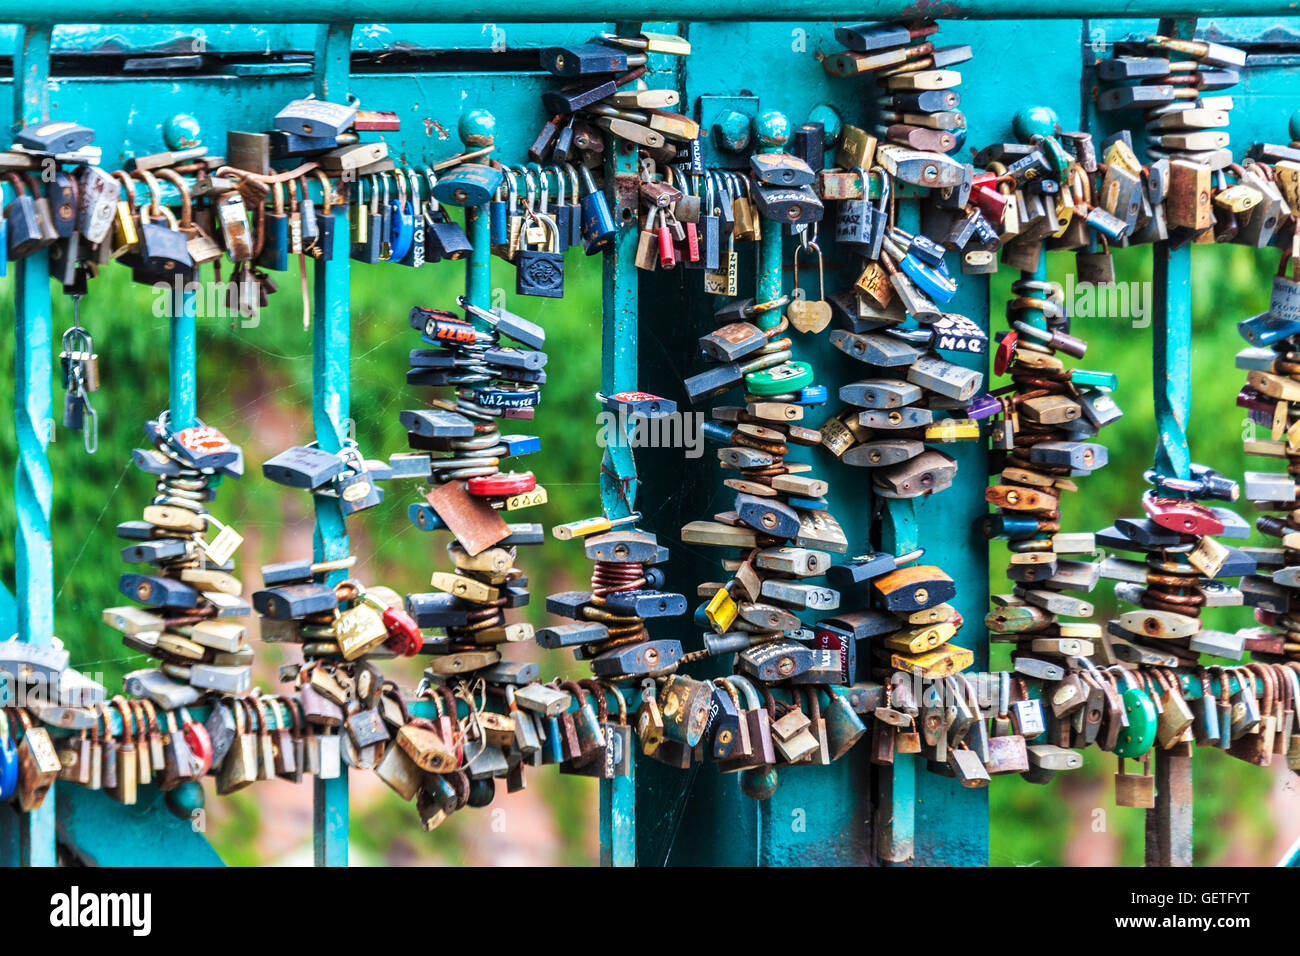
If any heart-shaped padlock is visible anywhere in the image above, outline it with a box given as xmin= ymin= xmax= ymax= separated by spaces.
xmin=787 ymin=235 xmax=831 ymax=334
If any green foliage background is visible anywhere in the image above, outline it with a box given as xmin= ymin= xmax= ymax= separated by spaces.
xmin=0 ymin=238 xmax=1293 ymax=865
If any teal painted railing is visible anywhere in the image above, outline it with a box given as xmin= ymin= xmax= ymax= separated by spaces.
xmin=3 ymin=4 xmax=1299 ymax=868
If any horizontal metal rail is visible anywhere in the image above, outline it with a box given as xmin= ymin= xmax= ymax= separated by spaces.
xmin=0 ymin=2 xmax=1292 ymax=23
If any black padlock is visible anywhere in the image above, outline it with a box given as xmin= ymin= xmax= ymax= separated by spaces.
xmin=792 ymin=122 xmax=825 ymax=172
xmin=516 ymin=217 xmax=564 ymax=298
xmin=138 ymin=216 xmax=195 ymax=278
xmin=257 ymin=180 xmax=290 ymax=271
xmin=49 ymin=170 xmax=79 ymax=238
xmin=49 ymin=233 xmax=80 ymax=287
xmin=313 ymin=171 xmax=337 ymax=261
xmin=350 ymin=176 xmax=383 ymax=265
xmin=754 ymin=183 xmax=824 ymax=224
xmin=425 ymin=209 xmax=471 ymax=261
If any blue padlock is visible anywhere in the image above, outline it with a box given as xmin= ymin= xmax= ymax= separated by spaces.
xmin=795 ymin=384 xmax=829 ymax=405
xmin=387 ymin=172 xmax=415 ymax=262
xmin=1239 ymin=310 xmax=1300 ymax=347
xmin=396 ymin=168 xmax=427 ymax=268
xmin=578 ymin=165 xmax=616 ymax=255
xmin=489 ymin=177 xmax=510 ymax=245
xmin=899 ymin=253 xmax=957 ymax=303
xmin=408 ymin=502 xmax=446 ymax=533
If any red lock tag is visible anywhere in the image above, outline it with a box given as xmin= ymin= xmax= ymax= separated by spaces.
xmin=1141 ymin=493 xmax=1225 ymax=536
xmin=994 ymin=331 xmax=1017 ymax=377
xmin=174 ymin=425 xmax=230 ymax=455
xmin=467 ymin=471 xmax=537 ymax=497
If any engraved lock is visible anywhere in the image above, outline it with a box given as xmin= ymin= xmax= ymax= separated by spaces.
xmin=286 ymin=178 xmax=305 ymax=256
xmin=834 ymin=166 xmax=875 ymax=250
xmin=393 ymin=167 xmax=426 ymax=266
xmin=515 ymin=214 xmax=565 ymax=298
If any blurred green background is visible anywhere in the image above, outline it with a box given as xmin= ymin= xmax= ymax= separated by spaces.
xmin=2 ymin=238 xmax=1298 ymax=866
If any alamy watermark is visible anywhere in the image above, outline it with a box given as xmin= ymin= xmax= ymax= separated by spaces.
xmin=149 ymin=275 xmax=263 ymax=328
xmin=1064 ymin=273 xmax=1152 ymax=329
xmin=595 ymin=407 xmax=706 ymax=459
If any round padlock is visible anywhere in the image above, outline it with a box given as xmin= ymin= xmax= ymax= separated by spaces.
xmin=467 ymin=471 xmax=536 ymax=496
xmin=1113 ymin=685 xmax=1158 ymax=758
xmin=381 ymin=606 xmax=423 ymax=657
xmin=180 ymin=709 xmax=214 ymax=775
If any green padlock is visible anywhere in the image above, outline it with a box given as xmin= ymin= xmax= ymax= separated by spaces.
xmin=1113 ymin=672 xmax=1157 ymax=758
xmin=744 ymin=360 xmax=814 ymax=396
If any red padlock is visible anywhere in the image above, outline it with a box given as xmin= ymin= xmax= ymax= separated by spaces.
xmin=658 ymin=219 xmax=678 ymax=270
xmin=1141 ymin=493 xmax=1225 ymax=536
xmin=381 ymin=605 xmax=423 ymax=657
xmin=683 ymin=220 xmax=700 ymax=263
xmin=970 ymin=182 xmax=1009 ymax=225
xmin=994 ymin=330 xmax=1017 ymax=377
xmin=466 ymin=471 xmax=536 ymax=497
xmin=179 ymin=706 xmax=214 ymax=775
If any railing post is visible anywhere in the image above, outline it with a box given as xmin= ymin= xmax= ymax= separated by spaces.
xmin=877 ymin=501 xmax=918 ymax=864
xmin=310 ymin=20 xmax=354 ymax=869
xmin=11 ymin=21 xmax=58 ymax=868
xmin=169 ymin=283 xmax=197 ymax=429
xmin=1142 ymin=15 xmax=1198 ymax=870
xmin=597 ymin=88 xmax=643 ymax=869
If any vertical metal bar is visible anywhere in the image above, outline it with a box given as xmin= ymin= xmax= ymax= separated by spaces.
xmin=1152 ymin=242 xmax=1192 ymax=482
xmin=460 ymin=109 xmax=496 ymax=319
xmin=600 ymin=753 xmax=636 ymax=867
xmin=311 ymin=21 xmax=353 ymax=869
xmin=464 ymin=207 xmax=492 ymax=311
xmin=1147 ymin=240 xmax=1193 ymax=866
xmin=754 ymin=111 xmax=789 ymax=327
xmin=598 ymin=111 xmax=643 ymax=868
xmin=169 ymin=285 xmax=198 ymax=430
xmin=1145 ymin=752 xmax=1193 ymax=866
xmin=877 ymin=500 xmax=918 ymax=864
xmin=599 ymin=136 xmax=642 ymax=518
xmin=11 ymin=22 xmax=57 ymax=868
xmin=1142 ymin=11 xmax=1198 ymax=872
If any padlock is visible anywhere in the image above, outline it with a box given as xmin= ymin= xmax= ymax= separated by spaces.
xmin=788 ymin=236 xmax=832 ymax=334
xmin=516 ymin=215 xmax=565 ymax=298
xmin=5 ymin=172 xmax=52 ymax=259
